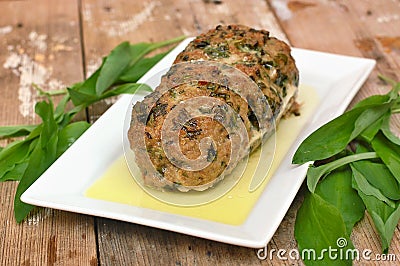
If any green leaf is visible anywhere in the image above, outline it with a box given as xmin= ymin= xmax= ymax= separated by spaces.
xmin=127 ymin=36 xmax=185 ymax=67
xmin=353 ymin=94 xmax=390 ymax=109
xmin=14 ymin=138 xmax=56 ymax=222
xmin=0 ymin=124 xmax=37 ymax=139
xmin=370 ymin=205 xmax=400 ymax=254
xmin=1 ymin=161 xmax=29 ymax=181
xmin=355 ymin=142 xmax=372 ymax=153
xmin=381 ymin=112 xmax=400 ymax=145
xmin=0 ymin=140 xmax=31 ymax=181
xmin=352 ymin=179 xmax=399 ymax=253
xmin=57 ymin=121 xmax=90 ymax=156
xmin=100 ymin=83 xmax=152 ymax=99
xmin=66 ymin=58 xmax=105 ymax=104
xmin=54 ymin=95 xmax=71 ymax=123
xmin=371 ymin=205 xmax=400 ymax=254
xmin=294 ymin=76 xmax=400 ymax=257
xmin=359 ymin=115 xmax=384 ymax=143
xmin=353 ymin=179 xmax=395 ymax=221
xmin=35 ymin=101 xmax=57 ymax=150
xmin=351 ymin=160 xmax=400 ymax=200
xmin=71 ymin=61 xmax=102 ymax=95
xmin=372 ymin=133 xmax=400 ymax=183
xmin=388 ymin=82 xmax=400 ymax=100
xmin=14 ymin=100 xmax=59 ymax=222
xmin=295 ymin=192 xmax=354 ymax=265
xmin=293 ymin=108 xmax=364 ymax=164
xmin=378 ymin=74 xmax=398 ymax=87
xmin=119 ymin=51 xmax=170 ymax=83
xmin=351 ymin=165 xmax=395 ymax=208
xmin=349 ymin=104 xmax=389 ymax=140
xmin=96 ymin=42 xmax=132 ymax=95
xmin=293 ymin=89 xmax=395 ymax=165
xmin=307 ymin=152 xmax=378 ymax=192
xmin=68 ymin=37 xmax=184 ymax=107
xmin=57 ymin=104 xmax=85 ymax=128
xmin=67 ymin=87 xmax=99 ymax=106
xmin=69 ymin=82 xmax=151 ymax=107
xmin=0 ymin=131 xmax=39 ymax=182
xmin=315 ymin=168 xmax=365 ymax=235
xmin=95 ymin=36 xmax=184 ymax=96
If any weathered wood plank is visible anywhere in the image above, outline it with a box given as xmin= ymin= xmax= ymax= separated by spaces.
xmin=81 ymin=0 xmax=289 ymax=122
xmin=81 ymin=0 xmax=187 ymax=122
xmin=271 ymin=0 xmax=400 ymax=264
xmin=0 ymin=0 xmax=97 ymax=265
xmin=96 ymin=217 xmax=277 ymax=266
xmin=271 ymin=0 xmax=400 ymax=100
xmin=81 ymin=0 xmax=300 ymax=265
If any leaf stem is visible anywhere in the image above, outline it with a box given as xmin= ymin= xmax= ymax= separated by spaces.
xmin=33 ymin=83 xmax=68 ymax=96
xmin=128 ymin=35 xmax=186 ymax=67
xmin=307 ymin=152 xmax=378 ymax=192
xmin=153 ymin=35 xmax=186 ymax=49
xmin=378 ymin=74 xmax=397 ymax=86
xmin=42 ymin=89 xmax=68 ymax=96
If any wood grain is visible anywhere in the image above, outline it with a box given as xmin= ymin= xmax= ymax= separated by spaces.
xmin=81 ymin=0 xmax=288 ymax=123
xmin=1 ymin=0 xmax=400 ymax=265
xmin=271 ymin=0 xmax=400 ymax=264
xmin=0 ymin=1 xmax=97 ymax=265
xmin=272 ymin=0 xmax=400 ymax=100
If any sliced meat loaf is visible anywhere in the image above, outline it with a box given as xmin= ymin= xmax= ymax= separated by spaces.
xmin=128 ymin=25 xmax=299 ymax=192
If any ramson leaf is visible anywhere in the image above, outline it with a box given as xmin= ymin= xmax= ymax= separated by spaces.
xmin=306 ymin=152 xmax=378 ymax=192
xmin=372 ymin=133 xmax=400 ymax=184
xmin=351 ymin=160 xmax=400 ymax=200
xmin=295 ymin=192 xmax=354 ymax=266
xmin=315 ymin=169 xmax=365 ymax=235
xmin=14 ymin=101 xmax=59 ymax=222
xmin=351 ymin=165 xmax=395 ymax=208
xmin=293 ymin=88 xmax=397 ymax=165
xmin=353 ymin=178 xmax=400 ymax=253
xmin=96 ymin=42 xmax=132 ymax=95
xmin=56 ymin=121 xmax=90 ymax=156
xmin=381 ymin=112 xmax=400 ymax=145
xmin=294 ymin=77 xmax=400 ymax=260
xmin=119 ymin=51 xmax=170 ymax=83
xmin=0 ymin=124 xmax=37 ymax=139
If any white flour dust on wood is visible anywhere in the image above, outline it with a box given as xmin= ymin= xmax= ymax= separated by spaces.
xmin=3 ymin=52 xmax=50 ymax=117
xmin=28 ymin=31 xmax=47 ymax=52
xmin=377 ymin=14 xmax=400 ymax=23
xmin=102 ymin=1 xmax=159 ymax=37
xmin=0 ymin=25 xmax=13 ymax=35
xmin=270 ymin=0 xmax=292 ymax=21
xmin=86 ymin=58 xmax=102 ymax=77
xmin=3 ymin=31 xmax=66 ymax=118
xmin=255 ymin=2 xmax=289 ymax=44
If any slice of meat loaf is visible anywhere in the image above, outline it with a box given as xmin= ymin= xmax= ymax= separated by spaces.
xmin=128 ymin=25 xmax=299 ymax=192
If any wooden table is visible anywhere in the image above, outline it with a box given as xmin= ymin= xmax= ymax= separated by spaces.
xmin=1 ymin=0 xmax=399 ymax=265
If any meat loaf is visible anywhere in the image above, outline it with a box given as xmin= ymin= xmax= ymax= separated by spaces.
xmin=128 ymin=25 xmax=299 ymax=192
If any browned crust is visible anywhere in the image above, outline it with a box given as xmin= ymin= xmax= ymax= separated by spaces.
xmin=128 ymin=25 xmax=299 ymax=191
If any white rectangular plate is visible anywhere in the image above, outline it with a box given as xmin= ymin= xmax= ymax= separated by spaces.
xmin=21 ymin=39 xmax=375 ymax=248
